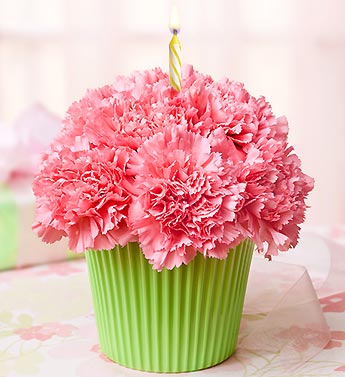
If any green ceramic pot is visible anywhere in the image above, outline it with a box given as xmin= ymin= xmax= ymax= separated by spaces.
xmin=86 ymin=239 xmax=254 ymax=372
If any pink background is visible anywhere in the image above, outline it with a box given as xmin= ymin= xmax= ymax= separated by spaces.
xmin=1 ymin=0 xmax=344 ymax=225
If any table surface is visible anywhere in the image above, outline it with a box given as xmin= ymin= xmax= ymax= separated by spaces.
xmin=1 ymin=227 xmax=345 ymax=377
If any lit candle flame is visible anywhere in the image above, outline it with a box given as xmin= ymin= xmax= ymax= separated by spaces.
xmin=169 ymin=5 xmax=181 ymax=33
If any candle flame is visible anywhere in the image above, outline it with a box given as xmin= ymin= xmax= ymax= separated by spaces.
xmin=169 ymin=5 xmax=181 ymax=33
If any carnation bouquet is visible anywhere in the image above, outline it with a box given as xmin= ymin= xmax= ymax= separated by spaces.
xmin=33 ymin=65 xmax=313 ymax=372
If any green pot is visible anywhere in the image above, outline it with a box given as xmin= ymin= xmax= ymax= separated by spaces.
xmin=86 ymin=240 xmax=254 ymax=373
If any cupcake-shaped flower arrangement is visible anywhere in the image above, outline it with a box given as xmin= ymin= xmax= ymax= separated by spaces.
xmin=33 ymin=66 xmax=313 ymax=372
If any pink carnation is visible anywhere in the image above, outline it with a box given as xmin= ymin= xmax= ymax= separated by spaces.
xmin=33 ymin=65 xmax=314 ymax=269
xmin=55 ymin=68 xmax=171 ymax=153
xmin=239 ymin=142 xmax=313 ymax=257
xmin=33 ymin=145 xmax=135 ymax=252
xmin=127 ymin=125 xmax=246 ymax=270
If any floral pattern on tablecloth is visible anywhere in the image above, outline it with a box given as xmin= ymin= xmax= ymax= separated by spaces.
xmin=1 ymin=227 xmax=345 ymax=377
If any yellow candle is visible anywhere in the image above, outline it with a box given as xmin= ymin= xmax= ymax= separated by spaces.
xmin=169 ymin=6 xmax=182 ymax=91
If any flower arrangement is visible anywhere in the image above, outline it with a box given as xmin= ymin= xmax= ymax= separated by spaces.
xmin=33 ymin=65 xmax=313 ymax=271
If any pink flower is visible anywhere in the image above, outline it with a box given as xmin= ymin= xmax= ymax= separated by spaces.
xmin=15 ymin=323 xmax=76 ymax=341
xmin=127 ymin=125 xmax=246 ymax=270
xmin=55 ymin=68 xmax=170 ymax=153
xmin=179 ymin=66 xmax=288 ymax=148
xmin=177 ymin=70 xmax=259 ymax=146
xmin=32 ymin=65 xmax=313 ymax=268
xmin=33 ymin=146 xmax=135 ymax=252
xmin=239 ymin=143 xmax=314 ymax=257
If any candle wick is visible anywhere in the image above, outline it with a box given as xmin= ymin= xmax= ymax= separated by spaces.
xmin=170 ymin=29 xmax=179 ymax=35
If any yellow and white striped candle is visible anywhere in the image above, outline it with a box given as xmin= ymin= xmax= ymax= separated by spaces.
xmin=169 ymin=6 xmax=182 ymax=91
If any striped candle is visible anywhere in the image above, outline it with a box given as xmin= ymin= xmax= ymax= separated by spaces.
xmin=169 ymin=6 xmax=182 ymax=91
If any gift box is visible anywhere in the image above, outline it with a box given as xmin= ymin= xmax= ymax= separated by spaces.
xmin=0 ymin=182 xmax=75 ymax=271
xmin=0 ymin=105 xmax=81 ymax=271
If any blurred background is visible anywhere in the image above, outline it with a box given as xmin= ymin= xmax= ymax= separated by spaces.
xmin=1 ymin=0 xmax=344 ymax=226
